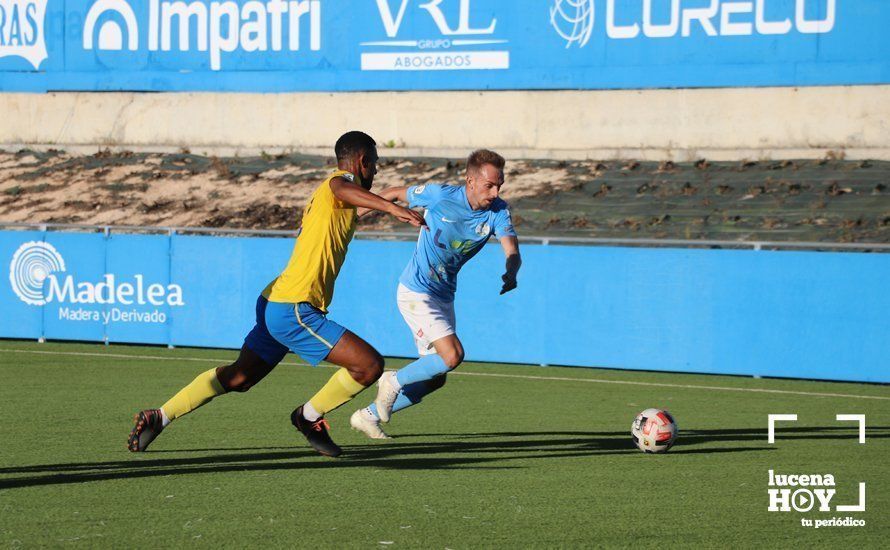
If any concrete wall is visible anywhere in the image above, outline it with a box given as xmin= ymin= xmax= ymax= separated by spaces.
xmin=3 ymin=86 xmax=888 ymax=160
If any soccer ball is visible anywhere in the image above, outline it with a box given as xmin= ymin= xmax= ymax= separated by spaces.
xmin=631 ymin=408 xmax=678 ymax=453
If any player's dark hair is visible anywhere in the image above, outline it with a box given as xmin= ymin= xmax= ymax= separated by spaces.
xmin=467 ymin=149 xmax=505 ymax=172
xmin=335 ymin=131 xmax=377 ymax=161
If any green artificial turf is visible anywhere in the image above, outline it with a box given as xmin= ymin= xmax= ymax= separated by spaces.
xmin=1 ymin=341 xmax=887 ymax=548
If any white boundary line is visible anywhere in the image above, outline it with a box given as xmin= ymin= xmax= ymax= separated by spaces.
xmin=450 ymin=371 xmax=890 ymax=400
xmin=3 ymin=347 xmax=888 ymax=401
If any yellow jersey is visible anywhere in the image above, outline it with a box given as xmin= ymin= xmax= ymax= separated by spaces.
xmin=265 ymin=170 xmax=358 ymax=311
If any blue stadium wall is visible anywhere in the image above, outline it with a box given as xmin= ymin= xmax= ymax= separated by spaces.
xmin=2 ymin=230 xmax=888 ymax=383
xmin=1 ymin=0 xmax=888 ymax=92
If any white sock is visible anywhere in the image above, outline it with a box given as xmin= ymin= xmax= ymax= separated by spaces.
xmin=159 ymin=408 xmax=171 ymax=427
xmin=388 ymin=371 xmax=403 ymax=392
xmin=302 ymin=401 xmax=321 ymax=421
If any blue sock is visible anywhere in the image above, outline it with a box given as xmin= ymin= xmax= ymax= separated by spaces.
xmin=369 ymin=375 xmax=447 ymax=418
xmin=395 ymin=354 xmax=449 ymax=386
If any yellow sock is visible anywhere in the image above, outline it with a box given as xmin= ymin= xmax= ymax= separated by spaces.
xmin=307 ymin=368 xmax=368 ymax=416
xmin=161 ymin=368 xmax=226 ymax=422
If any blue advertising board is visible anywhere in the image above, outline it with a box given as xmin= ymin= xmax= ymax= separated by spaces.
xmin=0 ymin=230 xmax=45 ymax=340
xmin=168 ymin=234 xmax=289 ymax=349
xmin=41 ymin=231 xmax=107 ymax=343
xmin=105 ymin=233 xmax=172 ymax=345
xmin=1 ymin=229 xmax=888 ymax=383
xmin=1 ymin=0 xmax=888 ymax=92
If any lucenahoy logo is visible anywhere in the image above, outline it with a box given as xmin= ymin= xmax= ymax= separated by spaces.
xmin=9 ymin=241 xmax=185 ymax=307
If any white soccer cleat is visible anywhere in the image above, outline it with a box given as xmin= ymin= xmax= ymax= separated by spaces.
xmin=350 ymin=409 xmax=391 ymax=440
xmin=374 ymin=371 xmax=401 ymax=423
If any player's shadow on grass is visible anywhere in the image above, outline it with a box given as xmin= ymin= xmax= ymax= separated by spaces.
xmin=0 ymin=429 xmax=775 ymax=490
xmin=2 ymin=425 xmax=881 ymax=490
xmin=662 ymin=425 xmax=886 ymax=445
xmin=0 ymin=449 xmax=536 ymax=490
xmin=407 ymin=425 xmax=890 ymax=446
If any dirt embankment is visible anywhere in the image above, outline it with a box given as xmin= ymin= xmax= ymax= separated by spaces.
xmin=1 ymin=149 xmax=887 ymax=243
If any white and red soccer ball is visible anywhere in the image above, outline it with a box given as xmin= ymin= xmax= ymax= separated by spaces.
xmin=631 ymin=408 xmax=678 ymax=453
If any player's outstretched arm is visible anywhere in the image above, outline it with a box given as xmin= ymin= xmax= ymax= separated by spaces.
xmin=330 ymin=178 xmax=425 ymax=227
xmin=499 ymin=235 xmax=521 ymax=295
xmin=356 ymin=186 xmax=410 ymax=218
xmin=379 ymin=186 xmax=409 ymax=204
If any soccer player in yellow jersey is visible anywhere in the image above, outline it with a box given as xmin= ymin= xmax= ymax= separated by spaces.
xmin=128 ymin=131 xmax=425 ymax=457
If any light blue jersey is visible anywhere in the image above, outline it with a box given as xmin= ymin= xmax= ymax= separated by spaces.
xmin=398 ymin=184 xmax=516 ymax=301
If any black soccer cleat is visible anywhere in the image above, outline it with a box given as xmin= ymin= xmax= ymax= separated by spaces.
xmin=128 ymin=409 xmax=165 ymax=452
xmin=291 ymin=406 xmax=342 ymax=458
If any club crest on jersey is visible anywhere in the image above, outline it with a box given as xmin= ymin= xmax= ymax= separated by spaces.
xmin=413 ymin=185 xmax=426 ymax=194
xmin=475 ymin=222 xmax=491 ymax=237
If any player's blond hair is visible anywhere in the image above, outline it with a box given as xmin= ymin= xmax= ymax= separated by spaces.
xmin=466 ymin=149 xmax=505 ymax=173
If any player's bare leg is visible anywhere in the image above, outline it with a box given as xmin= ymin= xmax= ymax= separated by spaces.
xmin=323 ymin=330 xmax=386 ymax=386
xmin=128 ymin=346 xmax=273 ymax=452
xmin=215 ymin=346 xmax=278 ymax=392
xmin=374 ymin=334 xmax=463 ymax=423
xmin=291 ymin=331 xmax=383 ymax=457
xmin=431 ymin=334 xmax=465 ymax=370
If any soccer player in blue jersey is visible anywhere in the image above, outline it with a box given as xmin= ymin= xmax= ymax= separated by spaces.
xmin=350 ymin=149 xmax=521 ymax=438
